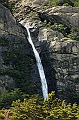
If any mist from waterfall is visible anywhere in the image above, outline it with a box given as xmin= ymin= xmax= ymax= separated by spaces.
xmin=24 ymin=23 xmax=48 ymax=100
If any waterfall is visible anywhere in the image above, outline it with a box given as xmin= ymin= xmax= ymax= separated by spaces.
xmin=24 ymin=23 xmax=48 ymax=100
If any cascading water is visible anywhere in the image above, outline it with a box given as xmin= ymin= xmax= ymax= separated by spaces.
xmin=24 ymin=23 xmax=48 ymax=100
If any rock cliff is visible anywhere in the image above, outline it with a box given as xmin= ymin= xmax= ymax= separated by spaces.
xmin=0 ymin=0 xmax=79 ymax=103
xmin=0 ymin=4 xmax=32 ymax=93
xmin=37 ymin=27 xmax=79 ymax=103
xmin=14 ymin=0 xmax=79 ymax=28
xmin=14 ymin=0 xmax=79 ymax=103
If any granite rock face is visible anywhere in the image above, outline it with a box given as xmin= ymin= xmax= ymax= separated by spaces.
xmin=15 ymin=0 xmax=79 ymax=102
xmin=38 ymin=6 xmax=79 ymax=28
xmin=38 ymin=27 xmax=79 ymax=102
xmin=0 ymin=4 xmax=25 ymax=37
xmin=14 ymin=0 xmax=79 ymax=28
xmin=0 ymin=4 xmax=53 ymax=96
xmin=0 ymin=1 xmax=79 ymax=103
xmin=0 ymin=4 xmax=27 ymax=92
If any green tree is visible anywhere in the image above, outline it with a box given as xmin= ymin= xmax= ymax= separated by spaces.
xmin=0 ymin=92 xmax=79 ymax=120
xmin=68 ymin=28 xmax=79 ymax=41
xmin=0 ymin=88 xmax=23 ymax=109
xmin=44 ymin=92 xmax=79 ymax=120
xmin=9 ymin=95 xmax=45 ymax=120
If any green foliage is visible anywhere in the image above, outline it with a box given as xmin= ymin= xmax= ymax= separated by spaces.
xmin=0 ymin=91 xmax=79 ymax=120
xmin=8 ymin=1 xmax=16 ymax=13
xmin=0 ymin=37 xmax=9 ymax=46
xmin=73 ymin=0 xmax=79 ymax=7
xmin=75 ymin=78 xmax=79 ymax=84
xmin=9 ymin=95 xmax=44 ymax=120
xmin=68 ymin=28 xmax=79 ymax=41
xmin=46 ymin=23 xmax=67 ymax=36
xmin=0 ymin=88 xmax=24 ymax=109
xmin=44 ymin=92 xmax=79 ymax=120
xmin=49 ymin=103 xmax=78 ymax=120
xmin=49 ymin=0 xmax=58 ymax=6
xmin=49 ymin=0 xmax=79 ymax=7
xmin=0 ymin=110 xmax=5 ymax=120
xmin=56 ymin=0 xmax=74 ymax=6
xmin=0 ymin=0 xmax=22 ymax=13
xmin=53 ymin=23 xmax=67 ymax=36
xmin=46 ymin=22 xmax=79 ymax=41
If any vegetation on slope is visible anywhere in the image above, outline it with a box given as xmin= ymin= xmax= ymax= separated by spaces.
xmin=0 ymin=91 xmax=79 ymax=120
xmin=0 ymin=0 xmax=21 ymax=13
xmin=50 ymin=0 xmax=79 ymax=7
xmin=46 ymin=22 xmax=79 ymax=41
xmin=1 ymin=0 xmax=79 ymax=12
xmin=0 ymin=89 xmax=23 ymax=109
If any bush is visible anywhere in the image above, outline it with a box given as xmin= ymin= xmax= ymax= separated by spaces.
xmin=56 ymin=0 xmax=74 ymax=6
xmin=48 ymin=23 xmax=67 ymax=36
xmin=0 ymin=89 xmax=23 ymax=109
xmin=68 ymin=28 xmax=79 ymax=41
xmin=5 ymin=92 xmax=79 ymax=120
xmin=0 ymin=91 xmax=79 ymax=120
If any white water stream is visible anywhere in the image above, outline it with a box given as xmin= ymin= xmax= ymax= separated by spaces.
xmin=24 ymin=23 xmax=48 ymax=100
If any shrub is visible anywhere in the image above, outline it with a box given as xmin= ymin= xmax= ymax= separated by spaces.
xmin=56 ymin=0 xmax=74 ymax=6
xmin=68 ymin=28 xmax=79 ymax=41
xmin=0 ymin=92 xmax=79 ymax=120
xmin=0 ymin=88 xmax=23 ymax=109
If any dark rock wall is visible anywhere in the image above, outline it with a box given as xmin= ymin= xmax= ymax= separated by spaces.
xmin=0 ymin=2 xmax=79 ymax=103
xmin=38 ymin=27 xmax=79 ymax=103
xmin=0 ymin=4 xmax=34 ymax=94
xmin=49 ymin=40 xmax=79 ymax=102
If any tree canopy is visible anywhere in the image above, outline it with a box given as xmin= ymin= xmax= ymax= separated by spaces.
xmin=0 ymin=91 xmax=79 ymax=120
